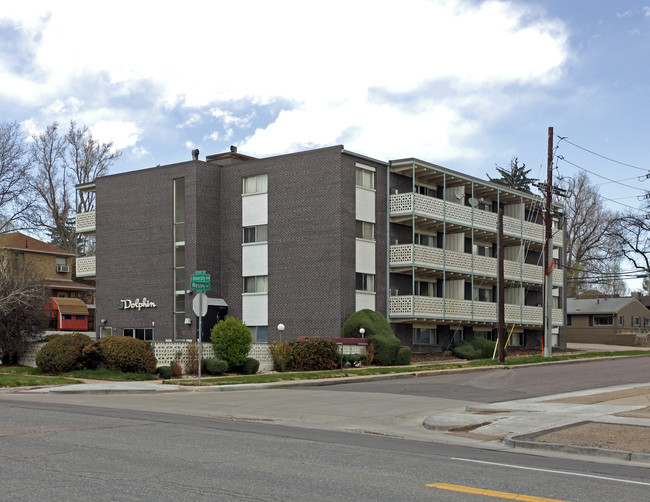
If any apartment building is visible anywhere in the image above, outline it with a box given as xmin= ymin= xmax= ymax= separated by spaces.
xmin=76 ymin=146 xmax=565 ymax=349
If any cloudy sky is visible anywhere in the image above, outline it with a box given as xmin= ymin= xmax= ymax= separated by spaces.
xmin=2 ymin=0 xmax=649 ymax=215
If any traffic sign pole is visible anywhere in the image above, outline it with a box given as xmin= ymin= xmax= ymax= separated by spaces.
xmin=190 ymin=272 xmax=210 ymax=386
xmin=198 ymin=293 xmax=202 ymax=385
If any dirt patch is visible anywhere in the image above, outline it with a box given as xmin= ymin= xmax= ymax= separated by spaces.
xmin=616 ymin=406 xmax=650 ymax=419
xmin=448 ymin=421 xmax=493 ymax=432
xmin=545 ymin=386 xmax=650 ymax=405
xmin=517 ymin=421 xmax=650 ymax=454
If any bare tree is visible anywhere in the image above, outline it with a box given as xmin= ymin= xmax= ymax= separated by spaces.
xmin=0 ymin=122 xmax=35 ymax=233
xmin=29 ymin=121 xmax=121 ymax=251
xmin=609 ymin=210 xmax=650 ymax=275
xmin=0 ymin=254 xmax=48 ymax=364
xmin=559 ymin=171 xmax=617 ymax=296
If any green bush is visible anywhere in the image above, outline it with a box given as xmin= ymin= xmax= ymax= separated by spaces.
xmin=342 ymin=309 xmax=400 ymax=365
xmin=452 ymin=336 xmax=497 ymax=360
xmin=82 ymin=336 xmax=157 ymax=373
xmin=394 ymin=346 xmax=412 ymax=366
xmin=35 ymin=333 xmax=93 ymax=374
xmin=269 ymin=341 xmax=292 ymax=371
xmin=156 ymin=366 xmax=173 ymax=379
xmin=240 ymin=357 xmax=260 ymax=375
xmin=210 ymin=316 xmax=252 ymax=368
xmin=288 ymin=338 xmax=339 ymax=371
xmin=203 ymin=357 xmax=228 ymax=375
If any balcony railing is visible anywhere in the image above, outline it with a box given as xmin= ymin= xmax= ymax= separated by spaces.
xmin=389 ymin=295 xmax=564 ymax=326
xmin=390 ymin=193 xmax=564 ymax=247
xmin=76 ymin=211 xmax=96 ymax=233
xmin=76 ymin=256 xmax=96 ymax=277
xmin=390 ymin=244 xmax=564 ymax=286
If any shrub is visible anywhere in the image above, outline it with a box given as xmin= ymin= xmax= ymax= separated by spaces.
xmin=35 ymin=332 xmax=92 ymax=374
xmin=156 ymin=366 xmax=173 ymax=379
xmin=170 ymin=361 xmax=183 ymax=377
xmin=82 ymin=336 xmax=157 ymax=373
xmin=452 ymin=336 xmax=497 ymax=360
xmin=210 ymin=316 xmax=252 ymax=368
xmin=269 ymin=341 xmax=292 ymax=371
xmin=240 ymin=357 xmax=260 ymax=375
xmin=342 ymin=309 xmax=400 ymax=365
xmin=203 ymin=357 xmax=228 ymax=375
xmin=394 ymin=346 xmax=412 ymax=366
xmin=186 ymin=342 xmax=199 ymax=375
xmin=288 ymin=338 xmax=339 ymax=371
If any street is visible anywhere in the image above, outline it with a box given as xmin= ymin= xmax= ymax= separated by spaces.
xmin=1 ymin=357 xmax=650 ymax=501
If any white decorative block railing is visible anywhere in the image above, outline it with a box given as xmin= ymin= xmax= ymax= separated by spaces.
xmin=76 ymin=256 xmax=96 ymax=277
xmin=390 ymin=193 xmax=560 ymax=247
xmin=389 ymin=295 xmax=563 ymax=326
xmin=389 ymin=244 xmax=563 ymax=286
xmin=76 ymin=211 xmax=96 ymax=233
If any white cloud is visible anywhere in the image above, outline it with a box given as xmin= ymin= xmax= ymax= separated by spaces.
xmin=90 ymin=120 xmax=140 ymax=150
xmin=0 ymin=0 xmax=569 ymax=162
xmin=176 ymin=113 xmax=202 ymax=129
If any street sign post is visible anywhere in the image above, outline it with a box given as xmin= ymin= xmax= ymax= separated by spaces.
xmin=190 ymin=271 xmax=211 ymax=385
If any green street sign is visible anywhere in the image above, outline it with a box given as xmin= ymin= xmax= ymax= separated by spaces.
xmin=191 ymin=270 xmax=210 ymax=292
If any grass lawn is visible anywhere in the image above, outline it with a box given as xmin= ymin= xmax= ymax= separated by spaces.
xmin=0 ymin=373 xmax=83 ymax=388
xmin=0 ymin=366 xmax=155 ymax=387
xmin=167 ymin=350 xmax=650 ymax=386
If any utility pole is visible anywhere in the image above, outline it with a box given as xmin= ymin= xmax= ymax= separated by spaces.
xmin=498 ymin=207 xmax=505 ymax=363
xmin=544 ymin=126 xmax=554 ymax=358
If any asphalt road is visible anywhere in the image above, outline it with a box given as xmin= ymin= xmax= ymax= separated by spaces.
xmin=1 ymin=398 xmax=650 ymax=502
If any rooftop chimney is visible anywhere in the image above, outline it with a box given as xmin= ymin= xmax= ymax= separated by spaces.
xmin=230 ymin=145 xmax=237 ymax=153
xmin=191 ymin=149 xmax=199 ymax=161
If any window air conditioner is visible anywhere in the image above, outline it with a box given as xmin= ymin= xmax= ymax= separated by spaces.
xmin=56 ymin=264 xmax=70 ymax=273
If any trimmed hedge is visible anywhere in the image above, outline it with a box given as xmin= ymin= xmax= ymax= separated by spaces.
xmin=240 ymin=357 xmax=260 ymax=375
xmin=203 ymin=357 xmax=228 ymax=375
xmin=35 ymin=332 xmax=93 ymax=374
xmin=156 ymin=366 xmax=173 ymax=379
xmin=452 ymin=336 xmax=497 ymax=360
xmin=394 ymin=346 xmax=412 ymax=366
xmin=82 ymin=336 xmax=157 ymax=373
xmin=210 ymin=316 xmax=252 ymax=368
xmin=342 ymin=309 xmax=401 ymax=365
xmin=288 ymin=338 xmax=339 ymax=371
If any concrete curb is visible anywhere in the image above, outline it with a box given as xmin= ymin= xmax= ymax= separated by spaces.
xmin=503 ymin=434 xmax=650 ymax=463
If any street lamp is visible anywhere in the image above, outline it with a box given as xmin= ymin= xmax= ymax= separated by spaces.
xmin=277 ymin=323 xmax=285 ymax=342
xmin=359 ymin=328 xmax=365 ymax=337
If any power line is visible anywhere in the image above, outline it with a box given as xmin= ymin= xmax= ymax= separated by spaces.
xmin=556 ymin=135 xmax=648 ymax=172
xmin=557 ymin=156 xmax=644 ymax=192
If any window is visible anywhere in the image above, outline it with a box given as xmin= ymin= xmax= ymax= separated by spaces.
xmin=243 ymin=224 xmax=268 ymax=243
xmin=355 ymin=220 xmax=375 ymax=240
xmin=243 ymin=174 xmax=268 ymax=194
xmin=593 ymin=315 xmax=614 ymax=326
xmin=63 ymin=314 xmax=72 ymax=320
xmin=355 ymin=273 xmax=375 ymax=292
xmin=415 ymin=280 xmax=436 ymax=297
xmin=173 ymin=178 xmax=186 ymax=340
xmin=619 ymin=315 xmax=624 ymax=326
xmin=474 ymin=287 xmax=493 ymax=302
xmin=415 ymin=233 xmax=436 ymax=248
xmin=249 ymin=326 xmax=269 ymax=343
xmin=124 ymin=328 xmax=154 ymax=341
xmin=475 ymin=244 xmax=493 ymax=257
xmin=414 ymin=184 xmax=437 ymax=197
xmin=645 ymin=318 xmax=650 ymax=327
xmin=244 ymin=275 xmax=268 ymax=293
xmin=355 ymin=168 xmax=375 ymax=190
xmin=413 ymin=328 xmax=437 ymax=345
xmin=567 ymin=315 xmax=572 ymax=326
xmin=634 ymin=316 xmax=641 ymax=326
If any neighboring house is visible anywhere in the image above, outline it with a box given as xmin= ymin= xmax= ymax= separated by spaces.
xmin=75 ymin=145 xmax=565 ymax=350
xmin=566 ymin=297 xmax=650 ymax=345
xmin=0 ymin=232 xmax=96 ymax=331
xmin=45 ymin=297 xmax=89 ymax=331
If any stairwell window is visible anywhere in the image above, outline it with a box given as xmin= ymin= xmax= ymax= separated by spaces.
xmin=355 ymin=167 xmax=375 ymax=190
xmin=355 ymin=273 xmax=375 ymax=292
xmin=243 ymin=224 xmax=268 ymax=243
xmin=355 ymin=220 xmax=375 ymax=240
xmin=243 ymin=174 xmax=268 ymax=194
xmin=243 ymin=275 xmax=268 ymax=293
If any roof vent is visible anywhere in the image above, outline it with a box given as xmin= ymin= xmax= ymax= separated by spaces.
xmin=191 ymin=149 xmax=199 ymax=161
xmin=230 ymin=145 xmax=237 ymax=153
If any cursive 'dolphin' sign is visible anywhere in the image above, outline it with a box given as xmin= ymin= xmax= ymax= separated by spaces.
xmin=120 ymin=298 xmax=157 ymax=311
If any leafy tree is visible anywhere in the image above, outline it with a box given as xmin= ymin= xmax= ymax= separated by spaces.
xmin=210 ymin=316 xmax=252 ymax=368
xmin=0 ymin=121 xmax=35 ymax=234
xmin=488 ymin=157 xmax=538 ymax=194
xmin=29 ymin=121 xmax=120 ymax=251
xmin=0 ymin=254 xmax=48 ymax=364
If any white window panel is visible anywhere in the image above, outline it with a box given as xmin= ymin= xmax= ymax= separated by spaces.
xmin=242 ymin=244 xmax=268 ymax=276
xmin=355 ymin=292 xmax=375 ymax=311
xmin=355 ymin=239 xmax=375 ymax=274
xmin=242 ymin=193 xmax=268 ymax=226
xmin=243 ymin=294 xmax=268 ymax=326
xmin=355 ymin=187 xmax=375 ymax=223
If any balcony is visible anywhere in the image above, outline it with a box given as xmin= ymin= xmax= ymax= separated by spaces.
xmin=76 ymin=211 xmax=96 ymax=233
xmin=390 ymin=193 xmax=563 ymax=247
xmin=390 ymin=295 xmax=564 ymax=326
xmin=390 ymin=244 xmax=564 ymax=286
xmin=76 ymin=256 xmax=96 ymax=277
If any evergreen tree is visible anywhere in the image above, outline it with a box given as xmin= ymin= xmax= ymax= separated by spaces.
xmin=488 ymin=157 xmax=538 ymax=194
